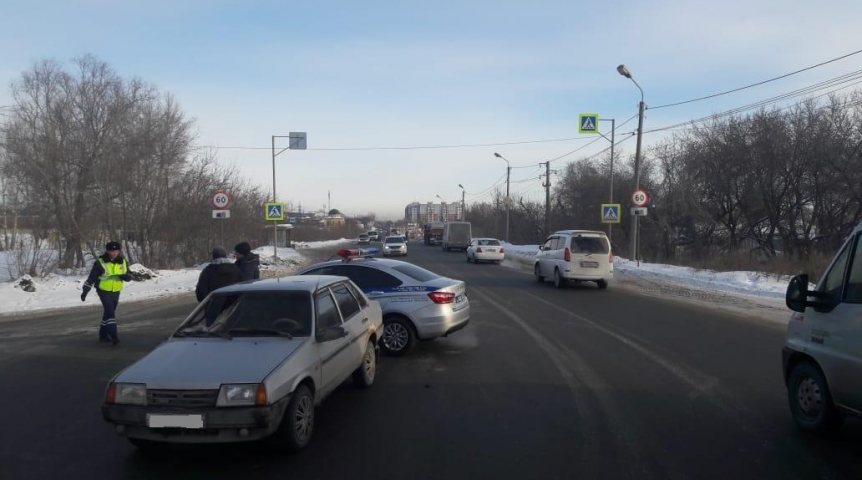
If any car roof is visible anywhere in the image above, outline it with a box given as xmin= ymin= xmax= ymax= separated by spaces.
xmin=472 ymin=237 xmax=500 ymax=241
xmin=214 ymin=275 xmax=346 ymax=294
xmin=300 ymin=257 xmax=415 ymax=271
xmin=554 ymin=230 xmax=608 ymax=236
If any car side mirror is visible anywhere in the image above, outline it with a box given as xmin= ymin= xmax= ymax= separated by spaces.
xmin=786 ymin=274 xmax=835 ymax=313
xmin=317 ymin=325 xmax=348 ymax=342
xmin=538 ymin=246 xmax=544 ymax=251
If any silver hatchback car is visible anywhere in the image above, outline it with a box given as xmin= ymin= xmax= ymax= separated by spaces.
xmin=101 ymin=276 xmax=382 ymax=450
xmin=296 ymin=250 xmax=470 ymax=356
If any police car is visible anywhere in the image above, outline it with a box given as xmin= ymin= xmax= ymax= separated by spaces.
xmin=295 ymin=249 xmax=470 ymax=356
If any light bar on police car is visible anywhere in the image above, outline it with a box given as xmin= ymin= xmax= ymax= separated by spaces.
xmin=336 ymin=248 xmax=378 ymax=259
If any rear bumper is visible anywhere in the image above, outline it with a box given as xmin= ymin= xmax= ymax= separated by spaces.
xmin=561 ymin=270 xmax=612 ymax=281
xmin=413 ymin=300 xmax=471 ymax=339
xmin=102 ymin=396 xmax=290 ymax=444
xmin=474 ymin=252 xmax=505 ymax=261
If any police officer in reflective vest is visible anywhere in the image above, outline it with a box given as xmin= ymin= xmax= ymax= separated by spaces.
xmin=81 ymin=241 xmax=132 ymax=345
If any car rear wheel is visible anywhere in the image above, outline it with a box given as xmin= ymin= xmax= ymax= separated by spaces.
xmin=380 ymin=316 xmax=416 ymax=356
xmin=597 ymin=279 xmax=608 ymax=289
xmin=535 ymin=263 xmax=544 ymax=282
xmin=554 ymin=268 xmax=565 ymax=289
xmin=352 ymin=340 xmax=377 ymax=388
xmin=788 ymin=361 xmax=842 ymax=432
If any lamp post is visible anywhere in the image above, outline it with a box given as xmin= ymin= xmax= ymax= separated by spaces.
xmin=493 ymin=153 xmax=511 ymax=242
xmin=617 ymin=64 xmax=646 ymax=263
xmin=458 ymin=184 xmax=466 ymax=221
xmin=436 ymin=194 xmax=447 ymax=222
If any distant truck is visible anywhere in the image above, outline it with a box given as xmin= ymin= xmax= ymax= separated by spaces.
xmin=423 ymin=222 xmax=445 ymax=245
xmin=442 ymin=222 xmax=472 ymax=251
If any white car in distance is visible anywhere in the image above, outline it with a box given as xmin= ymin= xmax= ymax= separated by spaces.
xmin=466 ymin=238 xmax=505 ymax=264
xmin=382 ymin=236 xmax=407 ymax=257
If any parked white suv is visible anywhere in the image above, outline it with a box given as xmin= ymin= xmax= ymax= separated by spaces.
xmin=534 ymin=230 xmax=613 ymax=289
xmin=783 ymin=222 xmax=862 ymax=431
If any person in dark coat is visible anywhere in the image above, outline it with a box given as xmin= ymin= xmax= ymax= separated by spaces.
xmin=233 ymin=242 xmax=260 ymax=281
xmin=82 ymin=241 xmax=132 ymax=345
xmin=195 ymin=246 xmax=243 ymax=302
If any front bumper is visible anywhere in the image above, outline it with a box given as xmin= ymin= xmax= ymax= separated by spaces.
xmin=383 ymin=249 xmax=407 ymax=256
xmin=102 ymin=395 xmax=290 ymax=443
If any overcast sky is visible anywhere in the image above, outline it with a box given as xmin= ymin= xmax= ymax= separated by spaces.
xmin=2 ymin=0 xmax=861 ymax=219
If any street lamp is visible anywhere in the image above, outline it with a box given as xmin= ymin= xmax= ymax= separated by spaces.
xmin=617 ymin=64 xmax=646 ymax=264
xmin=436 ymin=194 xmax=447 ymax=222
xmin=493 ymin=153 xmax=511 ymax=242
xmin=458 ymin=184 xmax=466 ymax=221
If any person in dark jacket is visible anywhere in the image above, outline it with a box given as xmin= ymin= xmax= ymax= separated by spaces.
xmin=233 ymin=241 xmax=260 ymax=281
xmin=82 ymin=241 xmax=132 ymax=345
xmin=195 ymin=246 xmax=243 ymax=302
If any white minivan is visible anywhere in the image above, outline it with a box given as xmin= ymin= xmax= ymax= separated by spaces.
xmin=783 ymin=221 xmax=862 ymax=431
xmin=535 ymin=230 xmax=613 ymax=289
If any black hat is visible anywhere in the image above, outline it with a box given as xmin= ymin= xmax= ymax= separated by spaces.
xmin=106 ymin=241 xmax=121 ymax=251
xmin=234 ymin=242 xmax=252 ymax=256
xmin=212 ymin=246 xmax=227 ymax=259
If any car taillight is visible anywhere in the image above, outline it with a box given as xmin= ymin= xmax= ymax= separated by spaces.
xmin=428 ymin=291 xmax=456 ymax=304
xmin=609 ymin=251 xmax=614 ymax=263
xmin=476 ymin=247 xmax=483 ymax=253
xmin=105 ymin=383 xmax=117 ymax=404
xmin=500 ymin=248 xmax=504 ymax=253
xmin=564 ymin=248 xmax=571 ymax=262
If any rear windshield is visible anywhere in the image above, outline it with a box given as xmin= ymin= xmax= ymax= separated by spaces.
xmin=476 ymin=239 xmax=501 ymax=246
xmin=385 ymin=237 xmax=403 ymax=243
xmin=391 ymin=264 xmax=439 ymax=282
xmin=570 ymin=236 xmax=609 ymax=254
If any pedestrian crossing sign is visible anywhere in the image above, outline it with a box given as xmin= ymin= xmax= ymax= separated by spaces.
xmin=579 ymin=114 xmax=599 ymax=134
xmin=601 ymin=204 xmax=621 ymax=224
xmin=265 ymin=202 xmax=285 ymax=221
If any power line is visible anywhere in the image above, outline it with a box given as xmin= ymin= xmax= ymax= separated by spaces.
xmin=650 ymin=47 xmax=862 ymax=110
xmin=465 ymin=172 xmax=508 ymax=197
xmin=188 ymin=134 xmax=603 ymax=152
xmin=546 ymin=114 xmax=638 ymax=165
xmin=646 ymin=70 xmax=862 ymax=134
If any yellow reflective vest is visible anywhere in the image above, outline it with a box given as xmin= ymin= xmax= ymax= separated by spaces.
xmin=98 ymin=258 xmax=128 ymax=292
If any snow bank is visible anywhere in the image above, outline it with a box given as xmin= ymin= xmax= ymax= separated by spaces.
xmin=291 ymin=238 xmax=352 ymax=249
xmin=0 ymin=246 xmax=310 ymax=316
xmin=500 ymin=241 xmax=797 ymax=300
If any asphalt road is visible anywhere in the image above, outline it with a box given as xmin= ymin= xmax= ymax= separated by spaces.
xmin=1 ymin=242 xmax=861 ymax=480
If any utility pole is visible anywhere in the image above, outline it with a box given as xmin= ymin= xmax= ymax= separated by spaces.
xmin=542 ymin=161 xmax=551 ymax=238
xmin=632 ymin=100 xmax=645 ymax=263
xmin=506 ymin=165 xmax=511 ymax=242
xmin=461 ymin=189 xmax=466 ymax=221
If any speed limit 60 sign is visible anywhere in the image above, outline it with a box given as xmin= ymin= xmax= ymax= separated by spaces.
xmin=211 ymin=190 xmax=232 ymax=209
xmin=631 ymin=189 xmax=649 ymax=207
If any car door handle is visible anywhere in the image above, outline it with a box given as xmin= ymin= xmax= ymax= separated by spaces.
xmin=362 ymin=317 xmax=369 ymax=323
xmin=367 ymin=291 xmax=384 ymax=298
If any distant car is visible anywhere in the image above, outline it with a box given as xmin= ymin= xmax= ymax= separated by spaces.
xmin=101 ymin=276 xmax=382 ymax=450
xmin=466 ymin=238 xmax=505 ymax=264
xmin=367 ymin=231 xmax=379 ymax=241
xmin=535 ymin=230 xmax=613 ymax=289
xmin=296 ymin=251 xmax=470 ymax=356
xmin=382 ymin=236 xmax=407 ymax=257
xmin=358 ymin=234 xmax=370 ymax=245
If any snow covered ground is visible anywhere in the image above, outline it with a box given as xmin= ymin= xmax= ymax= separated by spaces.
xmin=500 ymin=242 xmax=798 ymax=301
xmin=292 ymin=238 xmax=352 ymax=249
xmin=0 ymin=243 xmax=341 ymax=317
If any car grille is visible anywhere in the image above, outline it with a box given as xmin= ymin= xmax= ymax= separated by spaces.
xmin=147 ymin=389 xmax=219 ymax=408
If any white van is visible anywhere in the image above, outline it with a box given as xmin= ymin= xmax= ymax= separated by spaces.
xmin=535 ymin=230 xmax=613 ymax=289
xmin=783 ymin=221 xmax=862 ymax=431
xmin=442 ymin=222 xmax=472 ymax=252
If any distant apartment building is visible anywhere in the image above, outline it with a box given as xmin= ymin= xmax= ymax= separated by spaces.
xmin=405 ymin=201 xmax=463 ymax=223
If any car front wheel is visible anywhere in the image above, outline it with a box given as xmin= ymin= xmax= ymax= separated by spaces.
xmin=380 ymin=316 xmax=416 ymax=356
xmin=788 ymin=362 xmax=842 ymax=432
xmin=274 ymin=384 xmax=315 ymax=451
xmin=535 ymin=263 xmax=544 ymax=282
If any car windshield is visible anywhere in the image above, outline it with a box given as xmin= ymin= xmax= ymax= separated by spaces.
xmin=385 ymin=237 xmax=403 ymax=244
xmin=175 ymin=291 xmax=312 ymax=337
xmin=391 ymin=264 xmax=439 ymax=282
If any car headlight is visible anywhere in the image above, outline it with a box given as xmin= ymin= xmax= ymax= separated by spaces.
xmin=217 ymin=383 xmax=267 ymax=407
xmin=108 ymin=382 xmax=147 ymax=405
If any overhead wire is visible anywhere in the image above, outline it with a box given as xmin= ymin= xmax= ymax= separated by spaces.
xmin=646 ymin=70 xmax=862 ymax=134
xmin=650 ymin=48 xmax=862 ymax=110
xmin=545 ymin=114 xmax=638 ymax=165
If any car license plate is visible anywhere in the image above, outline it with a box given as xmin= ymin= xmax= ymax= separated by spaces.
xmin=580 ymin=261 xmax=600 ymax=268
xmin=487 ymin=249 xmax=496 ymax=253
xmin=147 ymin=414 xmax=205 ymax=429
xmin=455 ymin=294 xmax=465 ymax=303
